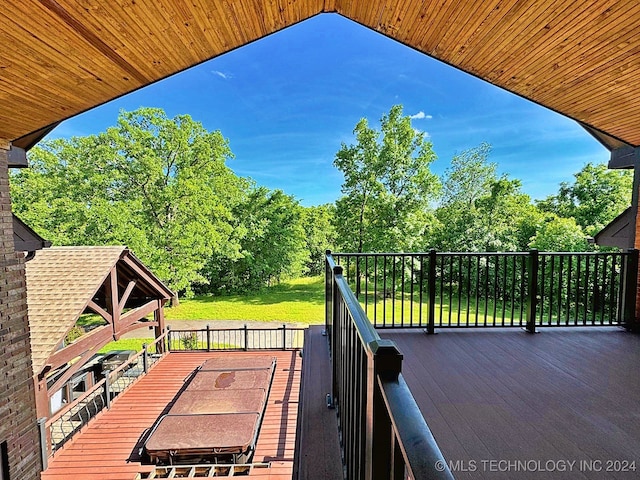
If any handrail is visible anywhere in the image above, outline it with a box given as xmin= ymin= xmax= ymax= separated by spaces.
xmin=378 ymin=374 xmax=454 ymax=480
xmin=45 ymin=377 xmax=107 ymax=428
xmin=334 ymin=269 xmax=378 ymax=346
xmin=167 ymin=325 xmax=305 ymax=351
xmin=331 ymin=249 xmax=637 ymax=331
xmin=326 ymin=253 xmax=453 ymax=479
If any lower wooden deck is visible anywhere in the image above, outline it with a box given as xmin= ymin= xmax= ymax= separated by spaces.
xmin=41 ymin=351 xmax=301 ymax=480
xmin=383 ymin=327 xmax=640 ymax=480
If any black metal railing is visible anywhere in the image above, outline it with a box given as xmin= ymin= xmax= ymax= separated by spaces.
xmin=166 ymin=324 xmax=305 ymax=351
xmin=330 ymin=249 xmax=638 ymax=332
xmin=326 ymin=254 xmax=454 ymax=480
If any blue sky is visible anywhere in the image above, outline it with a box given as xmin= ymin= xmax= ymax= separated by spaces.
xmin=50 ymin=14 xmax=609 ymax=207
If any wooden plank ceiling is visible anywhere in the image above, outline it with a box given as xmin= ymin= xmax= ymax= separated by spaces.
xmin=2 ymin=0 xmax=639 ymax=149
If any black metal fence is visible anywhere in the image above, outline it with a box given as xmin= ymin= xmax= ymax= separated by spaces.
xmin=326 ymin=255 xmax=454 ymax=480
xmin=330 ymin=250 xmax=638 ymax=332
xmin=167 ymin=324 xmax=304 ymax=351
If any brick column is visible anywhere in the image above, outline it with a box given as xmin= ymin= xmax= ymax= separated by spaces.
xmin=0 ymin=147 xmax=42 ymax=479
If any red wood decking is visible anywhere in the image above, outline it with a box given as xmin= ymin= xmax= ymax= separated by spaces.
xmin=41 ymin=351 xmax=301 ymax=480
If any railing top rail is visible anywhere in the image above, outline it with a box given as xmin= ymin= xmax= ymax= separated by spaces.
xmin=169 ymin=327 xmax=305 ymax=332
xmin=378 ymin=373 xmax=455 ymax=480
xmin=328 ymin=253 xmax=380 ymax=347
xmin=46 ymin=377 xmax=107 ymax=427
xmin=46 ymin=331 xmax=169 ymax=428
xmin=333 ymin=250 xmax=630 ymax=257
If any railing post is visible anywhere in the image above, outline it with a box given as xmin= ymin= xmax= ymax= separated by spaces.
xmin=331 ymin=265 xmax=343 ymax=408
xmin=37 ymin=417 xmax=49 ymax=470
xmin=166 ymin=325 xmax=172 ymax=352
xmin=206 ymin=324 xmax=211 ymax=351
xmin=427 ymin=249 xmax=436 ymax=334
xmin=244 ymin=324 xmax=249 ymax=351
xmin=142 ymin=343 xmax=149 ymax=374
xmin=367 ymin=339 xmax=403 ymax=480
xmin=526 ymin=249 xmax=539 ymax=333
xmin=282 ymin=324 xmax=287 ymax=350
xmin=325 ymin=250 xmax=333 ymax=338
xmin=623 ymin=248 xmax=639 ymax=330
xmin=103 ymin=371 xmax=111 ymax=409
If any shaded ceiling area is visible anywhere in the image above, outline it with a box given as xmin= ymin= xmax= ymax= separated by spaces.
xmin=2 ymin=1 xmax=638 ymax=149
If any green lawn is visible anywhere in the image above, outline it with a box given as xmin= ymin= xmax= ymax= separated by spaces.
xmin=98 ymin=337 xmax=155 ymax=353
xmin=165 ymin=276 xmax=325 ymax=324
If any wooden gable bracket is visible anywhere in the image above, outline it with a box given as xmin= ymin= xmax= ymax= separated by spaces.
xmin=118 ymin=280 xmax=137 ymax=311
xmin=86 ymin=300 xmax=112 ymax=324
xmin=114 ymin=299 xmax=161 ymax=340
xmin=42 ymin=324 xmax=113 ymax=386
xmin=46 ymin=336 xmax=110 ymax=398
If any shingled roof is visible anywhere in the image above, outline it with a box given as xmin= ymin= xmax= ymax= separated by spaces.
xmin=24 ymin=246 xmax=171 ymax=374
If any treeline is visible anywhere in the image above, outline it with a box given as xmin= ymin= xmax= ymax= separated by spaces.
xmin=11 ymin=106 xmax=631 ymax=297
xmin=11 ymin=108 xmax=335 ymax=296
xmin=333 ymin=105 xmax=631 ymax=255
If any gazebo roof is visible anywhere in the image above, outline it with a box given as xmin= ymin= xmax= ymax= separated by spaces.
xmin=25 ymin=246 xmax=172 ymax=373
xmin=1 ymin=2 xmax=639 ymax=150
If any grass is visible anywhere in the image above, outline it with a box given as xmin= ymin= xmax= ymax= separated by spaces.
xmin=165 ymin=276 xmax=325 ymax=324
xmin=98 ymin=338 xmax=155 ymax=353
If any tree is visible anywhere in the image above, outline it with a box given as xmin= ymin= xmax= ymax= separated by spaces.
xmin=300 ymin=204 xmax=336 ymax=276
xmin=529 ymin=215 xmax=589 ymax=252
xmin=333 ymin=105 xmax=440 ymax=253
xmin=537 ymin=162 xmax=632 ymax=237
xmin=11 ymin=108 xmax=245 ymax=295
xmin=440 ymin=142 xmax=495 ymax=209
xmin=201 ymin=187 xmax=308 ymax=293
xmin=433 ymin=144 xmax=542 ymax=252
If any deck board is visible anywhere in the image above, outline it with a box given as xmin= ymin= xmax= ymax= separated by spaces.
xmin=42 ymin=350 xmax=301 ymax=480
xmin=383 ymin=327 xmax=640 ymax=480
xmin=294 ymin=326 xmax=343 ymax=480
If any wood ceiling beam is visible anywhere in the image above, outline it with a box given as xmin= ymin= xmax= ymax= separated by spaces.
xmin=117 ymin=299 xmax=160 ymax=334
xmin=86 ymin=299 xmax=112 ymax=324
xmin=609 ymin=147 xmax=640 ymax=170
xmin=44 ymin=325 xmax=112 ymax=378
xmin=46 ymin=339 xmax=109 ymax=397
xmin=118 ymin=280 xmax=137 ymax=312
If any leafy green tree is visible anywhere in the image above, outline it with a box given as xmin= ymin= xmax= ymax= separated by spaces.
xmin=334 ymin=105 xmax=440 ymax=253
xmin=537 ymin=162 xmax=632 ymax=237
xmin=440 ymin=142 xmax=495 ymax=209
xmin=301 ymin=204 xmax=336 ymax=276
xmin=12 ymin=108 xmax=244 ymax=296
xmin=529 ymin=215 xmax=589 ymax=252
xmin=433 ymin=144 xmax=541 ymax=251
xmin=202 ymin=187 xmax=307 ymax=293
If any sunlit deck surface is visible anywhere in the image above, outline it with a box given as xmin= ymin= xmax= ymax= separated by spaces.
xmin=383 ymin=327 xmax=640 ymax=480
xmin=41 ymin=351 xmax=301 ymax=480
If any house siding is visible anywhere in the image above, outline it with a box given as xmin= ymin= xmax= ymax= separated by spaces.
xmin=0 ymin=148 xmax=41 ymax=479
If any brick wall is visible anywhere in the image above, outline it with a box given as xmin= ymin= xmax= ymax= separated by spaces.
xmin=0 ymin=148 xmax=41 ymax=479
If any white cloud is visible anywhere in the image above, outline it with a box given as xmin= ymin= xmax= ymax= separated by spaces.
xmin=212 ymin=70 xmax=231 ymax=79
xmin=410 ymin=111 xmax=433 ymax=120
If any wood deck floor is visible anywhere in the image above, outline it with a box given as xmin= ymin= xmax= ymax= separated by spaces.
xmin=41 ymin=351 xmax=301 ymax=480
xmin=382 ymin=327 xmax=640 ymax=480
